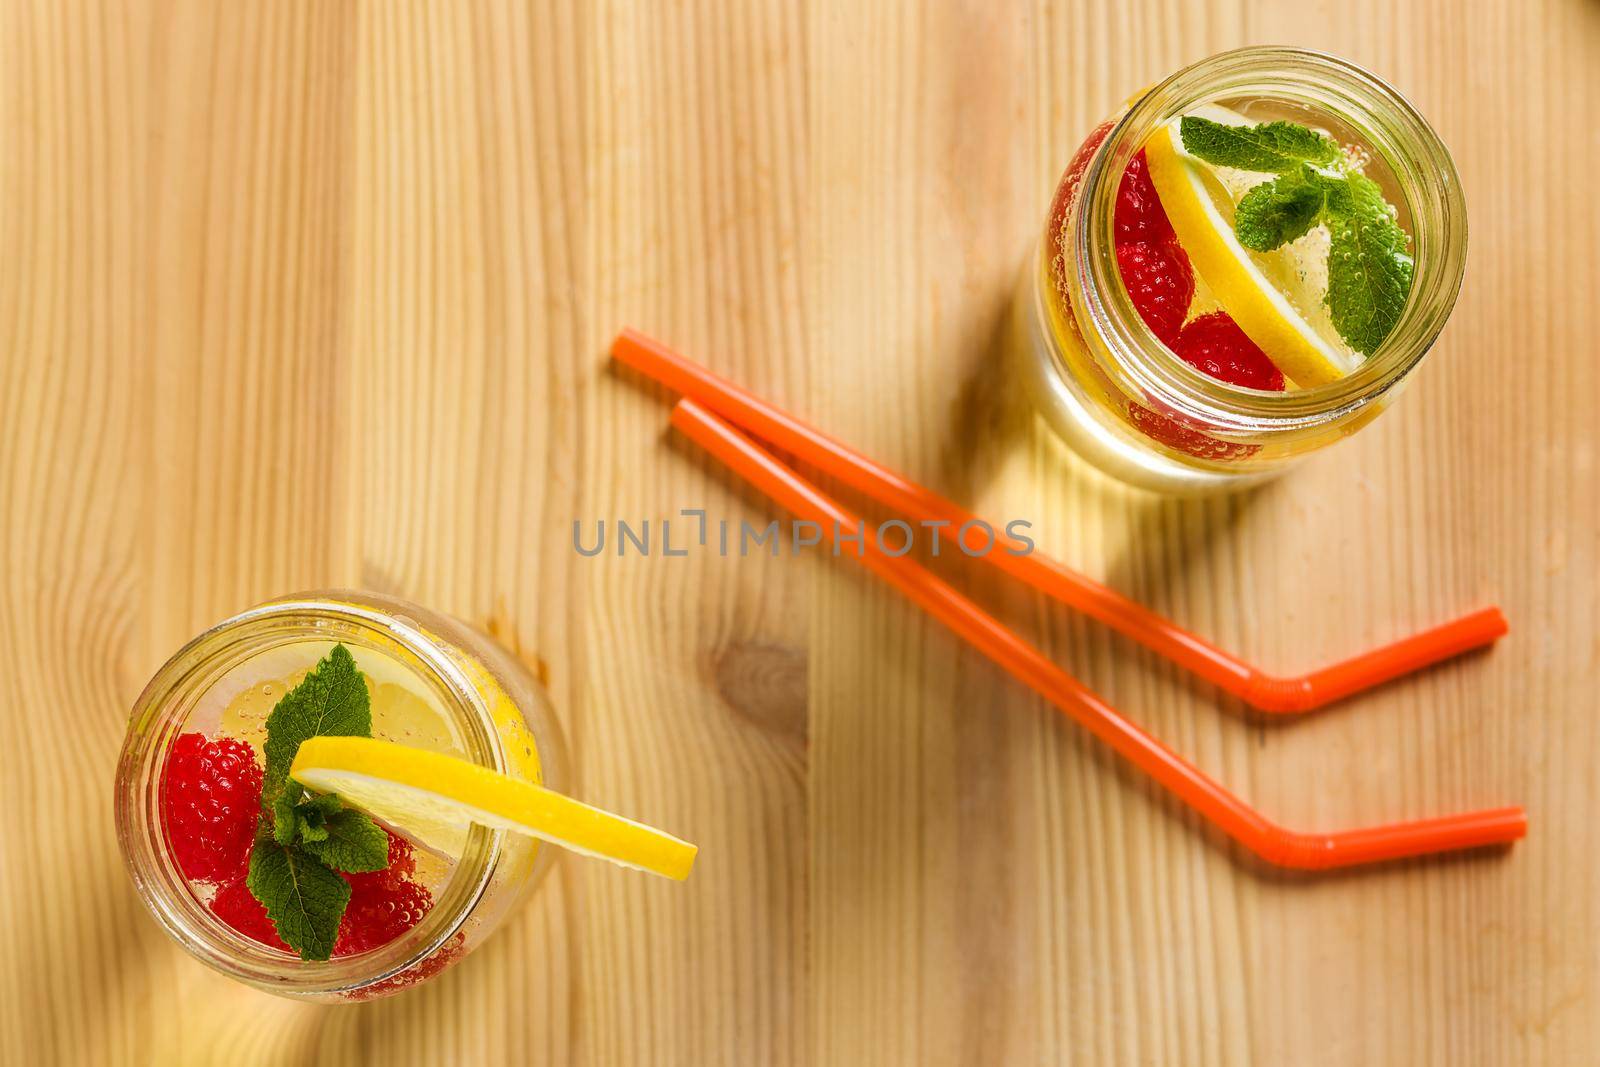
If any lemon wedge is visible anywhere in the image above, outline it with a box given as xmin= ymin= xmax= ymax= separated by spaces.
xmin=290 ymin=736 xmax=697 ymax=880
xmin=1142 ymin=107 xmax=1360 ymax=388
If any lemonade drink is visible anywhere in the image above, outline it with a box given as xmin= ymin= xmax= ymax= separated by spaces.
xmin=1021 ymin=48 xmax=1467 ymax=492
xmin=116 ymin=592 xmax=566 ymax=1000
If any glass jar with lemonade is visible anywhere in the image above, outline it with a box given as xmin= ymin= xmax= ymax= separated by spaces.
xmin=1018 ymin=47 xmax=1468 ymax=492
xmin=115 ymin=591 xmax=694 ymax=1000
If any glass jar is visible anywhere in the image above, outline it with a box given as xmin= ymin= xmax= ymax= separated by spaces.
xmin=114 ymin=591 xmax=569 ymax=1001
xmin=1017 ymin=47 xmax=1468 ymax=493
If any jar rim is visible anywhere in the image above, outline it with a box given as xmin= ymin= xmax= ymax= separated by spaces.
xmin=1070 ymin=46 xmax=1468 ymax=432
xmin=114 ymin=594 xmax=506 ymax=997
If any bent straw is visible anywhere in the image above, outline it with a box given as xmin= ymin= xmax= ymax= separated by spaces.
xmin=614 ymin=329 xmax=1508 ymax=714
xmin=671 ymin=398 xmax=1526 ymax=869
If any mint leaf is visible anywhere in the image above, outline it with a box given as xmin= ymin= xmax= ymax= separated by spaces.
xmin=262 ymin=644 xmax=371 ymax=821
xmin=1324 ymin=174 xmax=1414 ymax=355
xmin=299 ymin=808 xmax=390 ymax=873
xmin=1234 ymin=167 xmax=1328 ymax=251
xmin=1181 ymin=116 xmax=1341 ymax=174
xmin=245 ymin=832 xmax=351 ymax=961
xmin=293 ymin=793 xmax=343 ymax=843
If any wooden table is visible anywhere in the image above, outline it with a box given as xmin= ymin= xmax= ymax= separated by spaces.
xmin=4 ymin=2 xmax=1596 ymax=1063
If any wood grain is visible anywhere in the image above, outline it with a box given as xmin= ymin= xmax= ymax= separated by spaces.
xmin=2 ymin=1 xmax=1596 ymax=1064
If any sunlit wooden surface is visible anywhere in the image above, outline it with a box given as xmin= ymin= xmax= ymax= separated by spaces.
xmin=3 ymin=2 xmax=1597 ymax=1063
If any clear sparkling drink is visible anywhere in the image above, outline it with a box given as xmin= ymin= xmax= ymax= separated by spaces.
xmin=1019 ymin=48 xmax=1466 ymax=493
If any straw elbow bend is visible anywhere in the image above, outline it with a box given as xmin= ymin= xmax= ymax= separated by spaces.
xmin=1241 ymin=673 xmax=1319 ymax=714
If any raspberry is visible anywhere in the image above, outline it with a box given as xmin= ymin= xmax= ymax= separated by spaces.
xmin=1128 ymin=404 xmax=1260 ymax=462
xmin=342 ymin=829 xmax=416 ymax=895
xmin=1115 ymin=149 xmax=1175 ymax=245
xmin=382 ymin=829 xmax=416 ymax=878
xmin=206 ymin=825 xmax=431 ymax=956
xmin=160 ymin=733 xmax=264 ymax=884
xmin=352 ymin=932 xmax=467 ymax=1000
xmin=333 ymin=830 xmax=431 ymax=957
xmin=1048 ymin=122 xmax=1114 ymax=240
xmin=1116 ymin=240 xmax=1194 ymax=346
xmin=1170 ymin=311 xmax=1285 ymax=391
xmin=211 ymin=875 xmax=288 ymax=951
xmin=1127 ymin=309 xmax=1289 ymax=462
xmin=334 ymin=871 xmax=433 ymax=957
xmin=1052 ymin=133 xmax=1194 ymax=343
xmin=1047 ymin=122 xmax=1114 ymax=295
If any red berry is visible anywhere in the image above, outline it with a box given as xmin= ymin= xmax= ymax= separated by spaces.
xmin=211 ymin=875 xmax=288 ymax=951
xmin=343 ymin=829 xmax=415 ymax=894
xmin=1047 ymin=122 xmax=1114 ymax=294
xmin=383 ymin=830 xmax=416 ymax=878
xmin=1115 ymin=149 xmax=1175 ymax=246
xmin=160 ymin=733 xmax=263 ymax=884
xmin=1116 ymin=240 xmax=1193 ymax=346
xmin=1048 ymin=122 xmax=1114 ymax=238
xmin=1169 ymin=311 xmax=1285 ymax=391
xmin=1128 ymin=404 xmax=1259 ymax=461
xmin=333 ymin=832 xmax=431 ymax=957
xmin=207 ymin=824 xmax=432 ymax=957
xmin=334 ymin=872 xmax=433 ymax=957
xmin=353 ymin=932 xmax=467 ymax=1000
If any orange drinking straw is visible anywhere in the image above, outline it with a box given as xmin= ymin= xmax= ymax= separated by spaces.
xmin=614 ymin=329 xmax=1508 ymax=713
xmin=670 ymin=398 xmax=1526 ymax=868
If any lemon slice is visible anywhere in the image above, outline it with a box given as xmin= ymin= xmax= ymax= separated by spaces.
xmin=1143 ymin=107 xmax=1360 ymax=388
xmin=290 ymin=736 xmax=697 ymax=880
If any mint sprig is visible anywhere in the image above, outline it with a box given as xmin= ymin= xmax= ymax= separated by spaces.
xmin=1180 ymin=116 xmax=1414 ymax=356
xmin=246 ymin=643 xmax=390 ymax=960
